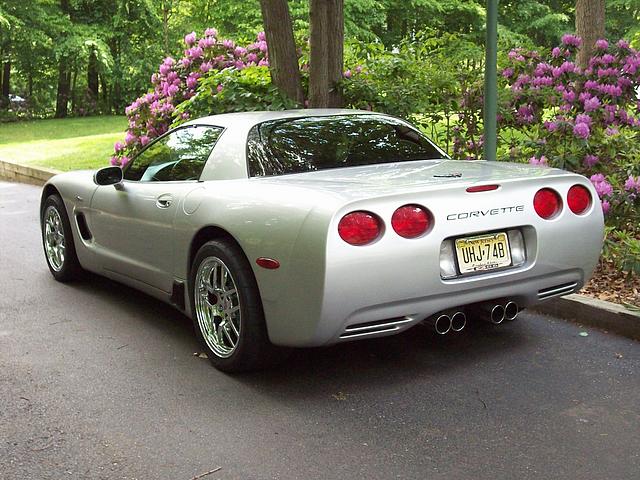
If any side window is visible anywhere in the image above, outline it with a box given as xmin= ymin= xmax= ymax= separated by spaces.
xmin=124 ymin=126 xmax=223 ymax=182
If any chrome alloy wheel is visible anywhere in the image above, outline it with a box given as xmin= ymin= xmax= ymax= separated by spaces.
xmin=44 ymin=205 xmax=66 ymax=272
xmin=195 ymin=256 xmax=242 ymax=358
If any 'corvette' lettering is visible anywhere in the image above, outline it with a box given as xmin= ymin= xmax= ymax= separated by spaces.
xmin=447 ymin=205 xmax=524 ymax=221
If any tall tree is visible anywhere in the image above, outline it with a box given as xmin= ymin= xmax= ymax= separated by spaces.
xmin=309 ymin=0 xmax=344 ymax=107
xmin=575 ymin=0 xmax=605 ymax=68
xmin=54 ymin=0 xmax=71 ymax=117
xmin=1 ymin=57 xmax=9 ymax=99
xmin=259 ymin=0 xmax=304 ymax=104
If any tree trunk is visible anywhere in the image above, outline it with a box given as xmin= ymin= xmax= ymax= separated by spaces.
xmin=108 ymin=38 xmax=121 ymax=113
xmin=259 ymin=0 xmax=304 ymax=104
xmin=87 ymin=49 xmax=99 ymax=104
xmin=309 ymin=0 xmax=344 ymax=108
xmin=70 ymin=67 xmax=77 ymax=114
xmin=100 ymin=74 xmax=109 ymax=113
xmin=55 ymin=60 xmax=71 ymax=118
xmin=2 ymin=61 xmax=10 ymax=98
xmin=161 ymin=0 xmax=170 ymax=56
xmin=575 ymin=0 xmax=605 ymax=68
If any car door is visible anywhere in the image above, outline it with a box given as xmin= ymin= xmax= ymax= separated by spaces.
xmin=89 ymin=125 xmax=223 ymax=293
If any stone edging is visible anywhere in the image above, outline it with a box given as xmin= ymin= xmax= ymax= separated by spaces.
xmin=0 ymin=159 xmax=61 ymax=186
xmin=531 ymin=293 xmax=640 ymax=341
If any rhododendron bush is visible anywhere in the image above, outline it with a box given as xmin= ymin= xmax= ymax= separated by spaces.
xmin=496 ymin=34 xmax=640 ymax=232
xmin=111 ymin=28 xmax=282 ymax=167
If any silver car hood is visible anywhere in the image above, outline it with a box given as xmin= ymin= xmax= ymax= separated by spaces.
xmin=252 ymin=159 xmax=573 ymax=199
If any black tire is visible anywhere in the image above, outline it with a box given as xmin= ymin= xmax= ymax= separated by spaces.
xmin=189 ymin=240 xmax=287 ymax=373
xmin=41 ymin=194 xmax=83 ymax=282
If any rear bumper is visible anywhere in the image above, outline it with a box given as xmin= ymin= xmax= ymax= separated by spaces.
xmin=267 ymin=261 xmax=595 ymax=347
xmin=330 ymin=268 xmax=584 ymax=343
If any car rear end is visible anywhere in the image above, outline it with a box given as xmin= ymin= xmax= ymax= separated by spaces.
xmin=312 ymin=169 xmax=603 ymax=345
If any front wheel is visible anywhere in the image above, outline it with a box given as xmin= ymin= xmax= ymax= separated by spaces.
xmin=190 ymin=240 xmax=286 ymax=372
xmin=41 ymin=194 xmax=82 ymax=282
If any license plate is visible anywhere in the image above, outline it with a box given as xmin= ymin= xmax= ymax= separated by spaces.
xmin=455 ymin=232 xmax=511 ymax=274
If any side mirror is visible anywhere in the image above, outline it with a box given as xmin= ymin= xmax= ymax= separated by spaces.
xmin=94 ymin=166 xmax=123 ymax=186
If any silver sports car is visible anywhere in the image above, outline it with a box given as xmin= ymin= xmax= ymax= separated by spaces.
xmin=41 ymin=109 xmax=604 ymax=371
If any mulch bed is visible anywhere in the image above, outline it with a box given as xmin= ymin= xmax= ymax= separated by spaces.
xmin=581 ymin=260 xmax=640 ymax=308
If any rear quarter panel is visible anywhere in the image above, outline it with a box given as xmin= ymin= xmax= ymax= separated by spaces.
xmin=173 ymin=180 xmax=342 ymax=343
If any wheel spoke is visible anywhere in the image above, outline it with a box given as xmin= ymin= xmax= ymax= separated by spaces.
xmin=221 ymin=322 xmax=234 ymax=345
xmin=227 ymin=317 xmax=240 ymax=337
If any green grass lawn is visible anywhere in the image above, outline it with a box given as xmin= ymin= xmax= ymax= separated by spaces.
xmin=0 ymin=116 xmax=127 ymax=171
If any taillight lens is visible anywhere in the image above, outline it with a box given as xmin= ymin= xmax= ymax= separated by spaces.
xmin=338 ymin=211 xmax=381 ymax=245
xmin=533 ymin=188 xmax=561 ymax=219
xmin=391 ymin=204 xmax=431 ymax=238
xmin=567 ymin=184 xmax=592 ymax=215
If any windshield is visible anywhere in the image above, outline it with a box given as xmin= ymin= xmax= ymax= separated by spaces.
xmin=246 ymin=114 xmax=446 ymax=177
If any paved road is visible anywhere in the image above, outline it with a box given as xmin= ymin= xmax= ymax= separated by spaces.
xmin=0 ymin=181 xmax=638 ymax=480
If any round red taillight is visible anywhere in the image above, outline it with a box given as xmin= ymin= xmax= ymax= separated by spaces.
xmin=338 ymin=211 xmax=381 ymax=245
xmin=391 ymin=204 xmax=431 ymax=238
xmin=533 ymin=188 xmax=562 ymax=219
xmin=567 ymin=184 xmax=592 ymax=215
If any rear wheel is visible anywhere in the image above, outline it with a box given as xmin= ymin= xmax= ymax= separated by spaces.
xmin=41 ymin=194 xmax=82 ymax=282
xmin=190 ymin=240 xmax=285 ymax=372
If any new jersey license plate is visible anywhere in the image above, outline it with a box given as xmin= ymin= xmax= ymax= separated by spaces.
xmin=455 ymin=232 xmax=512 ymax=274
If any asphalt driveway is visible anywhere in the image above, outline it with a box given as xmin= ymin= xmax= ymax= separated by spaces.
xmin=1 ymin=181 xmax=638 ymax=480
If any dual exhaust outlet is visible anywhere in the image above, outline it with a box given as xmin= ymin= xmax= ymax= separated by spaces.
xmin=480 ymin=300 xmax=520 ymax=325
xmin=425 ymin=311 xmax=467 ymax=335
xmin=425 ymin=300 xmax=519 ymax=335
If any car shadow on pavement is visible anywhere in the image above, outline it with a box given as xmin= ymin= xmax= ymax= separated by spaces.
xmin=68 ymin=272 xmax=534 ymax=397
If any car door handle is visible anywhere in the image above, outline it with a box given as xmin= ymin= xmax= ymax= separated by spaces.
xmin=156 ymin=195 xmax=173 ymax=209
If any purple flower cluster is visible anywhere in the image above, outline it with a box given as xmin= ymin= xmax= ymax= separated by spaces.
xmin=528 ymin=155 xmax=548 ymax=166
xmin=590 ymin=174 xmax=614 ymax=213
xmin=112 ymin=29 xmax=269 ymax=165
xmin=624 ymin=175 xmax=640 ymax=193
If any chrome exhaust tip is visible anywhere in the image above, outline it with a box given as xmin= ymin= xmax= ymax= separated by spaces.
xmin=450 ymin=311 xmax=467 ymax=332
xmin=488 ymin=304 xmax=505 ymax=324
xmin=435 ymin=314 xmax=452 ymax=335
xmin=423 ymin=314 xmax=451 ymax=335
xmin=505 ymin=301 xmax=519 ymax=321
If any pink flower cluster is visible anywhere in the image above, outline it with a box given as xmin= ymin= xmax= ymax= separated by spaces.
xmin=503 ymin=38 xmax=640 ymax=135
xmin=624 ymin=175 xmax=640 ymax=193
xmin=528 ymin=155 xmax=548 ymax=166
xmin=590 ymin=174 xmax=614 ymax=213
xmin=111 ymin=29 xmax=269 ymax=166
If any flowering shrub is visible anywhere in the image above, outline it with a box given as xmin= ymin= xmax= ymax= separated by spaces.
xmin=173 ymin=66 xmax=297 ymax=121
xmin=494 ymin=35 xmax=640 ymax=232
xmin=111 ymin=28 xmax=270 ymax=166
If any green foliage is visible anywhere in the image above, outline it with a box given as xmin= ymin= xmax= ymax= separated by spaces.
xmin=603 ymin=227 xmax=640 ymax=276
xmin=174 ymin=66 xmax=297 ymax=124
xmin=341 ymin=32 xmax=483 ymax=150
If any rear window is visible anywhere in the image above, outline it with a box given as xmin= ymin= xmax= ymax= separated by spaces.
xmin=246 ymin=114 xmax=445 ymax=177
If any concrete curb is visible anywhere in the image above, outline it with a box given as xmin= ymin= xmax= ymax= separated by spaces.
xmin=531 ymin=293 xmax=640 ymax=341
xmin=0 ymin=159 xmax=61 ymax=186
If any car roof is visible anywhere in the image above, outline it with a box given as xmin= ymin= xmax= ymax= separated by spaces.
xmin=182 ymin=108 xmax=380 ymax=129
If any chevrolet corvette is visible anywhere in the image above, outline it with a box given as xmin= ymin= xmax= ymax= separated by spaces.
xmin=40 ymin=110 xmax=604 ymax=371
